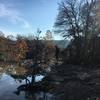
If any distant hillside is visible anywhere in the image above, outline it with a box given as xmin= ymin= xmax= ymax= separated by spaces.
xmin=42 ymin=40 xmax=69 ymax=49
xmin=53 ymin=40 xmax=69 ymax=49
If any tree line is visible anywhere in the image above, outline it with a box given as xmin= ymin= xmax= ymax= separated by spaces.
xmin=0 ymin=30 xmax=57 ymax=67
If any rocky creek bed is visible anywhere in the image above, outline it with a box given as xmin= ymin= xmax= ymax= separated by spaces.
xmin=49 ymin=64 xmax=100 ymax=100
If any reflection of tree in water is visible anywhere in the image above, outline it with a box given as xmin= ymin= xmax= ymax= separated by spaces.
xmin=2 ymin=66 xmax=100 ymax=100
xmin=13 ymin=75 xmax=55 ymax=100
xmin=0 ymin=73 xmax=3 ymax=79
xmin=15 ymin=89 xmax=54 ymax=100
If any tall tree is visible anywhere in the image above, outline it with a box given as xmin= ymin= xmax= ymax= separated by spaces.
xmin=54 ymin=0 xmax=96 ymax=39
xmin=43 ymin=30 xmax=53 ymax=40
xmin=54 ymin=0 xmax=97 ymax=64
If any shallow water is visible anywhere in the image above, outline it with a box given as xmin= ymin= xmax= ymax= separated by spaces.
xmin=0 ymin=66 xmax=54 ymax=100
xmin=1 ymin=65 xmax=100 ymax=100
xmin=0 ymin=73 xmax=26 ymax=100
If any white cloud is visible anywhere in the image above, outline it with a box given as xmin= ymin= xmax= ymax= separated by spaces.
xmin=0 ymin=3 xmax=30 ymax=28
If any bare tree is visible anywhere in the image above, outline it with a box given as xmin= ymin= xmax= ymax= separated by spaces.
xmin=54 ymin=0 xmax=97 ymax=64
xmin=54 ymin=0 xmax=96 ymax=39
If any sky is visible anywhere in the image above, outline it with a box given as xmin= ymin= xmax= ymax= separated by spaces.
xmin=0 ymin=0 xmax=62 ymax=39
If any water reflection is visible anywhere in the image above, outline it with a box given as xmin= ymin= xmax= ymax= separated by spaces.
xmin=0 ymin=66 xmax=100 ymax=100
xmin=0 ymin=66 xmax=54 ymax=100
xmin=13 ymin=74 xmax=54 ymax=100
xmin=0 ymin=73 xmax=25 ymax=100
